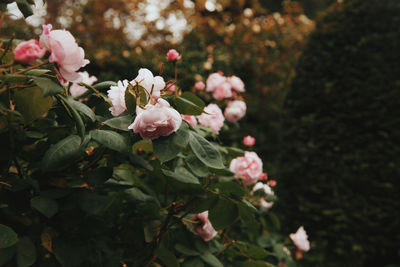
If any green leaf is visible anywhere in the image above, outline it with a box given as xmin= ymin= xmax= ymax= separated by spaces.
xmin=212 ymin=182 xmax=245 ymax=198
xmin=189 ymin=131 xmax=224 ymax=169
xmin=199 ymin=251 xmax=223 ymax=267
xmin=30 ymin=196 xmax=58 ymax=218
xmin=124 ymin=88 xmax=136 ymax=114
xmin=153 ymin=123 xmax=189 ymax=163
xmin=31 ymin=77 xmax=63 ymax=96
xmin=91 ymin=129 xmax=129 ymax=152
xmin=58 ymin=95 xmax=85 ymax=137
xmin=186 ymin=155 xmax=209 ymax=177
xmin=125 ymin=188 xmax=153 ymax=202
xmin=66 ymin=97 xmax=96 ymax=122
xmin=132 ymin=140 xmax=153 ymax=154
xmin=182 ymin=257 xmax=204 ymax=267
xmin=233 ymin=241 xmax=273 ymax=260
xmin=103 ymin=115 xmax=132 ymax=131
xmin=144 ymin=220 xmax=161 ymax=243
xmin=40 ymin=135 xmax=83 ymax=172
xmin=0 ymin=224 xmax=18 ymax=249
xmin=209 ymin=198 xmax=238 ymax=230
xmin=155 ymin=245 xmax=179 ymax=267
xmin=78 ymin=191 xmax=114 ymax=215
xmin=174 ymin=92 xmax=205 ymax=115
xmin=25 ymin=69 xmax=50 ymax=76
xmin=162 ymin=167 xmax=200 ymax=184
xmin=0 ymin=246 xmax=16 ymax=266
xmin=16 ymin=0 xmax=33 ymax=17
xmin=93 ymin=81 xmax=117 ymax=91
xmin=174 ymin=244 xmax=200 ymax=256
xmin=1 ymin=74 xmax=28 ymax=83
xmin=14 ymin=86 xmax=53 ymax=124
xmin=16 ymin=237 xmax=36 ymax=267
xmin=129 ymin=153 xmax=154 ymax=171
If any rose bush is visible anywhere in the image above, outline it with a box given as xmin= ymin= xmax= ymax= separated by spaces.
xmin=0 ymin=4 xmax=308 ymax=266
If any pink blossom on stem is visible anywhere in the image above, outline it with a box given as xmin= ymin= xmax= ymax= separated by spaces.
xmin=131 ymin=68 xmax=165 ymax=99
xmin=182 ymin=115 xmax=197 ymax=128
xmin=269 ymin=179 xmax=277 ymax=187
xmin=39 ymin=24 xmax=89 ymax=82
xmin=197 ymin=104 xmax=225 ymax=134
xmin=167 ymin=49 xmax=180 ymax=61
xmin=194 ymin=81 xmax=205 ymax=91
xmin=243 ymin=135 xmax=256 ymax=147
xmin=224 ymin=100 xmax=246 ymax=123
xmin=229 ymin=151 xmax=263 ymax=185
xmin=129 ymin=98 xmax=182 ymax=140
xmin=13 ymin=39 xmax=46 ymax=65
xmin=228 ymin=75 xmax=245 ymax=92
xmin=192 ymin=211 xmax=217 ymax=242
xmin=70 ymin=71 xmax=97 ymax=97
xmin=107 ymin=80 xmax=129 ymax=116
xmin=290 ymin=226 xmax=310 ymax=252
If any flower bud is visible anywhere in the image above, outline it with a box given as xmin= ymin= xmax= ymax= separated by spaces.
xmin=167 ymin=49 xmax=180 ymax=61
xmin=243 ymin=135 xmax=256 ymax=147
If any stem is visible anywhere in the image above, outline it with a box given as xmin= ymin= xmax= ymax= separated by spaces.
xmin=14 ymin=60 xmax=49 ymax=74
xmin=0 ymin=34 xmax=15 ymax=63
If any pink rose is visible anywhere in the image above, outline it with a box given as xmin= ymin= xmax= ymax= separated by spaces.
xmin=197 ymin=104 xmax=225 ymax=134
xmin=192 ymin=211 xmax=217 ymax=242
xmin=131 ymin=68 xmax=165 ymax=99
xmin=70 ymin=71 xmax=97 ymax=97
xmin=243 ymin=135 xmax=255 ymax=147
xmin=182 ymin=115 xmax=197 ymax=128
xmin=13 ymin=39 xmax=46 ymax=65
xmin=229 ymin=151 xmax=263 ymax=185
xmin=268 ymin=179 xmax=277 ymax=187
xmin=167 ymin=84 xmax=177 ymax=92
xmin=128 ymin=98 xmax=182 ymax=140
xmin=290 ymin=226 xmax=310 ymax=252
xmin=167 ymin=49 xmax=180 ymax=61
xmin=206 ymin=72 xmax=225 ymax=92
xmin=107 ymin=80 xmax=129 ymax=116
xmin=195 ymin=81 xmax=205 ymax=91
xmin=228 ymin=75 xmax=245 ymax=93
xmin=212 ymin=82 xmax=232 ymax=100
xmin=224 ymin=100 xmax=246 ymax=123
xmin=39 ymin=24 xmax=89 ymax=82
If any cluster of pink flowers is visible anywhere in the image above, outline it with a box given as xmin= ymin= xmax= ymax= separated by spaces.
xmin=206 ymin=72 xmax=245 ymax=100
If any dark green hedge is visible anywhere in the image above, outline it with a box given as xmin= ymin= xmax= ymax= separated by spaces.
xmin=277 ymin=0 xmax=400 ymax=266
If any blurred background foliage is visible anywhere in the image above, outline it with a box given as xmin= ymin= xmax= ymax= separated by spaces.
xmin=4 ymin=0 xmax=399 ymax=266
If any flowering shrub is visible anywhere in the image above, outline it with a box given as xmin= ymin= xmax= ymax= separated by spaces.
xmin=0 ymin=4 xmax=309 ymax=266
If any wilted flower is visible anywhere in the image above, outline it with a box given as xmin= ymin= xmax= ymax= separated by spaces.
xmin=230 ymin=151 xmax=263 ymax=185
xmin=107 ymin=80 xmax=129 ymax=116
xmin=70 ymin=71 xmax=97 ymax=97
xmin=192 ymin=211 xmax=217 ymax=242
xmin=167 ymin=49 xmax=180 ymax=61
xmin=129 ymin=98 xmax=182 ymax=140
xmin=13 ymin=39 xmax=46 ymax=65
xmin=290 ymin=226 xmax=310 ymax=252
xmin=39 ymin=24 xmax=89 ymax=82
xmin=131 ymin=68 xmax=165 ymax=99
xmin=224 ymin=100 xmax=246 ymax=123
xmin=197 ymin=104 xmax=225 ymax=134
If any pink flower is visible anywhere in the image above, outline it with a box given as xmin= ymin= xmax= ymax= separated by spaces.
xmin=131 ymin=68 xmax=165 ymax=99
xmin=166 ymin=49 xmax=180 ymax=61
xmin=197 ymin=104 xmax=225 ymax=134
xmin=70 ymin=71 xmax=97 ymax=97
xmin=195 ymin=81 xmax=205 ymax=91
xmin=192 ymin=211 xmax=217 ymax=242
xmin=13 ymin=39 xmax=46 ymax=65
xmin=129 ymin=98 xmax=182 ymax=140
xmin=268 ymin=179 xmax=277 ymax=187
xmin=212 ymin=82 xmax=232 ymax=100
xmin=182 ymin=115 xmax=197 ymax=128
xmin=107 ymin=80 xmax=129 ymax=116
xmin=224 ymin=100 xmax=246 ymax=123
xmin=228 ymin=75 xmax=245 ymax=93
xmin=229 ymin=151 xmax=263 ymax=185
xmin=167 ymin=84 xmax=177 ymax=92
xmin=260 ymin=172 xmax=268 ymax=181
xmin=39 ymin=24 xmax=89 ymax=82
xmin=243 ymin=135 xmax=256 ymax=147
xmin=206 ymin=72 xmax=225 ymax=92
xmin=290 ymin=226 xmax=310 ymax=252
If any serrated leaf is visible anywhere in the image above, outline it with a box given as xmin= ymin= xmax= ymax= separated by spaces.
xmin=14 ymin=86 xmax=53 ymax=124
xmin=91 ymin=129 xmax=129 ymax=152
xmin=31 ymin=77 xmax=63 ymax=96
xmin=30 ymin=196 xmax=58 ymax=218
xmin=103 ymin=115 xmax=132 ymax=131
xmin=40 ymin=135 xmax=82 ymax=172
xmin=153 ymin=123 xmax=189 ymax=163
xmin=199 ymin=251 xmax=223 ymax=267
xmin=186 ymin=155 xmax=209 ymax=177
xmin=65 ymin=97 xmax=95 ymax=122
xmin=189 ymin=131 xmax=224 ymax=169
xmin=0 ymin=225 xmax=18 ymax=249
xmin=174 ymin=92 xmax=205 ymax=115
xmin=16 ymin=237 xmax=36 ymax=267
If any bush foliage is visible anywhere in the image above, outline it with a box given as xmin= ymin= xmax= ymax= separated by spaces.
xmin=278 ymin=0 xmax=400 ymax=265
